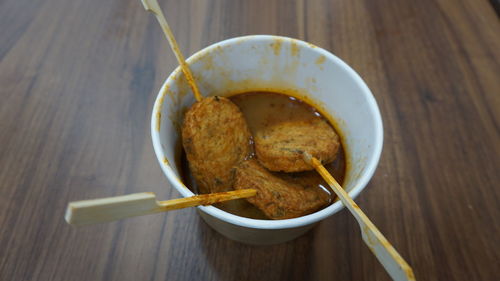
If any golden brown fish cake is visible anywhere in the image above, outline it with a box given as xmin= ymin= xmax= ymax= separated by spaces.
xmin=254 ymin=118 xmax=340 ymax=172
xmin=182 ymin=96 xmax=252 ymax=194
xmin=276 ymin=169 xmax=330 ymax=192
xmin=233 ymin=159 xmax=331 ymax=219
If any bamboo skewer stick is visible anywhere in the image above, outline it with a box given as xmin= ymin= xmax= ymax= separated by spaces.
xmin=65 ymin=189 xmax=257 ymax=226
xmin=303 ymin=152 xmax=415 ymax=281
xmin=65 ymin=0 xmax=260 ymax=227
xmin=141 ymin=0 xmax=203 ymax=102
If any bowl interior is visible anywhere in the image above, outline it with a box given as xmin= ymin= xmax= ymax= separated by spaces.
xmin=151 ymin=35 xmax=383 ymax=229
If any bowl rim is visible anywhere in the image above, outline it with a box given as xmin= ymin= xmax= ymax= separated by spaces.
xmin=151 ymin=35 xmax=383 ymax=230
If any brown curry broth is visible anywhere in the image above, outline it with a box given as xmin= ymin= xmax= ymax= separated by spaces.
xmin=178 ymin=91 xmax=346 ymax=219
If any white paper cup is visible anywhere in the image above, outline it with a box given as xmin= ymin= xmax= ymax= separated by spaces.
xmin=151 ymin=35 xmax=383 ymax=245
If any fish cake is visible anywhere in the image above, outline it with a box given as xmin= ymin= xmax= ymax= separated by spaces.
xmin=254 ymin=118 xmax=340 ymax=172
xmin=233 ymin=159 xmax=331 ymax=219
xmin=182 ymin=96 xmax=252 ymax=194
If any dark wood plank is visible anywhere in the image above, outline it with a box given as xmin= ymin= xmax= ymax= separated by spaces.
xmin=0 ymin=0 xmax=499 ymax=280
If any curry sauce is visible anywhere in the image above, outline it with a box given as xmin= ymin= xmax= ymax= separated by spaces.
xmin=179 ymin=91 xmax=346 ymax=219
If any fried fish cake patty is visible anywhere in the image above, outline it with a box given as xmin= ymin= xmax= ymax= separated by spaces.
xmin=233 ymin=159 xmax=331 ymax=219
xmin=254 ymin=118 xmax=340 ymax=172
xmin=182 ymin=96 xmax=252 ymax=194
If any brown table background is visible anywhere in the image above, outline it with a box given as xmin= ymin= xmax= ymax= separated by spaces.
xmin=1 ymin=0 xmax=499 ymax=280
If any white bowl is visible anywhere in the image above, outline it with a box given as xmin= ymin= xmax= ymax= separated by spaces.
xmin=151 ymin=35 xmax=383 ymax=245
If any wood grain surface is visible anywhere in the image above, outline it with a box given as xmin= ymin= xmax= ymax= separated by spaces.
xmin=1 ymin=0 xmax=499 ymax=280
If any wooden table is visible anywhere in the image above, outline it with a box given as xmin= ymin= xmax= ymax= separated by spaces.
xmin=1 ymin=0 xmax=499 ymax=280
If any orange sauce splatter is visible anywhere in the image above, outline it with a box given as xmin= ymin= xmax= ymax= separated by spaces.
xmin=315 ymin=55 xmax=326 ymax=65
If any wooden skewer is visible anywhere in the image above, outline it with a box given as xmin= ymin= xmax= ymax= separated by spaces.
xmin=303 ymin=152 xmax=415 ymax=281
xmin=141 ymin=0 xmax=203 ymax=102
xmin=65 ymin=189 xmax=256 ymax=226
xmin=66 ymin=0 xmax=255 ymax=227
